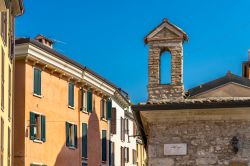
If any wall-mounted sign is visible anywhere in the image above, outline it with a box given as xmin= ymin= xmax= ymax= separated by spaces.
xmin=164 ymin=143 xmax=187 ymax=156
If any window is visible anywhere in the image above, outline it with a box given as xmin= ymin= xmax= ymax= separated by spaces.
xmin=30 ymin=112 xmax=46 ymax=142
xmin=82 ymin=123 xmax=87 ymax=158
xmin=109 ymin=141 xmax=115 ymax=166
xmin=133 ymin=122 xmax=137 ymax=137
xmin=101 ymin=99 xmax=106 ymax=119
xmin=160 ymin=51 xmax=171 ymax=84
xmin=101 ymin=99 xmax=112 ymax=120
xmin=80 ymin=89 xmax=87 ymax=112
xmin=120 ymin=117 xmax=125 ymax=141
xmin=1 ymin=12 xmax=7 ymax=44
xmin=0 ymin=118 xmax=3 ymax=166
xmin=132 ymin=149 xmax=137 ymax=164
xmin=7 ymin=127 xmax=10 ymax=166
xmin=66 ymin=122 xmax=77 ymax=148
xmin=121 ymin=147 xmax=125 ymax=166
xmin=68 ymin=82 xmax=74 ymax=107
xmin=87 ymin=90 xmax=92 ymax=113
xmin=33 ymin=68 xmax=41 ymax=96
xmin=124 ymin=147 xmax=129 ymax=163
xmin=1 ymin=48 xmax=4 ymax=111
xmin=124 ymin=118 xmax=129 ymax=135
xmin=106 ymin=100 xmax=112 ymax=120
xmin=8 ymin=66 xmax=11 ymax=120
xmin=102 ymin=130 xmax=107 ymax=161
xmin=110 ymin=108 xmax=116 ymax=134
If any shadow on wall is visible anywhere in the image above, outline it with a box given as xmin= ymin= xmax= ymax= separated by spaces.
xmin=54 ymin=97 xmax=102 ymax=166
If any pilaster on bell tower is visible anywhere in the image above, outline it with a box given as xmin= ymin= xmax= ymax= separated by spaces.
xmin=145 ymin=19 xmax=188 ymax=102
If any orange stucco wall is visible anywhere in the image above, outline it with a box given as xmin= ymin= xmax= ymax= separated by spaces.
xmin=14 ymin=59 xmax=108 ymax=166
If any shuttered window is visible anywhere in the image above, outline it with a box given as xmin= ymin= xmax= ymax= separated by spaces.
xmin=124 ymin=147 xmax=129 ymax=163
xmin=66 ymin=122 xmax=77 ymax=148
xmin=121 ymin=147 xmax=125 ymax=166
xmin=132 ymin=149 xmax=137 ymax=164
xmin=1 ymin=48 xmax=4 ymax=111
xmin=124 ymin=119 xmax=129 ymax=134
xmin=101 ymin=99 xmax=106 ymax=119
xmin=102 ymin=130 xmax=107 ymax=161
xmin=106 ymin=100 xmax=112 ymax=120
xmin=68 ymin=82 xmax=74 ymax=107
xmin=87 ymin=90 xmax=92 ymax=113
xmin=120 ymin=117 xmax=125 ymax=141
xmin=80 ymin=89 xmax=87 ymax=112
xmin=33 ymin=68 xmax=41 ymax=96
xmin=30 ymin=112 xmax=46 ymax=142
xmin=82 ymin=123 xmax=87 ymax=158
xmin=111 ymin=108 xmax=116 ymax=134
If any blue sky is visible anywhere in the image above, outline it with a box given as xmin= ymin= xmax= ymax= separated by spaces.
xmin=16 ymin=0 xmax=250 ymax=103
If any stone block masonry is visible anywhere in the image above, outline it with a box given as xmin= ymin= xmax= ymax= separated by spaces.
xmin=148 ymin=120 xmax=250 ymax=166
xmin=148 ymin=40 xmax=184 ymax=101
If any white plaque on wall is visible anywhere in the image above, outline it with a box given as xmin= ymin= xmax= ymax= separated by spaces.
xmin=164 ymin=143 xmax=187 ymax=156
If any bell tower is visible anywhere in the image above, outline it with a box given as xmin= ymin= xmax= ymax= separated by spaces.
xmin=145 ymin=19 xmax=188 ymax=102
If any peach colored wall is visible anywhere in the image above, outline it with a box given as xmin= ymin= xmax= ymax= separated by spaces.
xmin=14 ymin=59 xmax=108 ymax=166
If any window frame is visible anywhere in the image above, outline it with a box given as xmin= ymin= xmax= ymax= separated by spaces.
xmin=80 ymin=89 xmax=87 ymax=113
xmin=68 ymin=82 xmax=74 ymax=108
xmin=66 ymin=122 xmax=77 ymax=148
xmin=30 ymin=112 xmax=46 ymax=142
xmin=33 ymin=67 xmax=42 ymax=97
xmin=101 ymin=98 xmax=107 ymax=120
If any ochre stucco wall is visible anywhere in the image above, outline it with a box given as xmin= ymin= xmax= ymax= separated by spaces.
xmin=14 ymin=59 xmax=108 ymax=166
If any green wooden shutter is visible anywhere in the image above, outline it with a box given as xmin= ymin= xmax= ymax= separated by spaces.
xmin=80 ymin=89 xmax=84 ymax=111
xmin=101 ymin=99 xmax=105 ymax=118
xmin=106 ymin=100 xmax=112 ymax=120
xmin=82 ymin=123 xmax=87 ymax=158
xmin=37 ymin=69 xmax=41 ymax=95
xmin=68 ymin=82 xmax=74 ymax=107
xmin=66 ymin=122 xmax=70 ymax=146
xmin=102 ymin=130 xmax=107 ymax=161
xmin=30 ymin=112 xmax=35 ymax=140
xmin=41 ymin=115 xmax=46 ymax=142
xmin=74 ymin=124 xmax=77 ymax=148
xmin=34 ymin=68 xmax=41 ymax=95
xmin=87 ymin=90 xmax=92 ymax=113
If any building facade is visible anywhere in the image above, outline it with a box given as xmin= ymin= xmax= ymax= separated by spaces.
xmin=133 ymin=19 xmax=250 ymax=166
xmin=14 ymin=35 xmax=126 ymax=166
xmin=136 ymin=139 xmax=146 ymax=166
xmin=110 ymin=91 xmax=137 ymax=166
xmin=0 ymin=1 xmax=23 ymax=166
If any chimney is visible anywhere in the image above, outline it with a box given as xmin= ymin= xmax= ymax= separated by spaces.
xmin=35 ymin=34 xmax=54 ymax=48
xmin=248 ymin=50 xmax=250 ymax=61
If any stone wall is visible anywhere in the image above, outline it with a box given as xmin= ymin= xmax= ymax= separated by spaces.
xmin=148 ymin=120 xmax=250 ymax=166
xmin=148 ymin=40 xmax=184 ymax=102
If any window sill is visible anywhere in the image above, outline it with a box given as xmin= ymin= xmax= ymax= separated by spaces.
xmin=67 ymin=146 xmax=76 ymax=150
xmin=101 ymin=118 xmax=107 ymax=122
xmin=68 ymin=105 xmax=75 ymax=110
xmin=33 ymin=139 xmax=43 ymax=144
xmin=81 ymin=109 xmax=89 ymax=114
xmin=82 ymin=157 xmax=88 ymax=160
xmin=33 ymin=93 xmax=42 ymax=98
